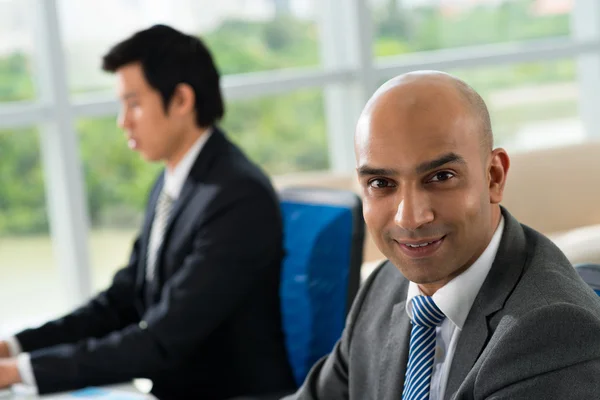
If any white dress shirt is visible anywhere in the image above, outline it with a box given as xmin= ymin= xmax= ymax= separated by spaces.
xmin=405 ymin=216 xmax=505 ymax=400
xmin=163 ymin=128 xmax=211 ymax=200
xmin=5 ymin=128 xmax=212 ymax=392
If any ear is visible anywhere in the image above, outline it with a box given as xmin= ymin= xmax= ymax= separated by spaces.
xmin=488 ymin=148 xmax=510 ymax=204
xmin=168 ymin=83 xmax=195 ymax=116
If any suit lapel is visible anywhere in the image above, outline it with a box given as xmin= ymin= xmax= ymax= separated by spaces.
xmin=159 ymin=177 xmax=196 ymax=248
xmin=443 ymin=296 xmax=492 ymax=400
xmin=144 ymin=127 xmax=227 ymax=287
xmin=444 ymin=208 xmax=529 ymax=399
xmin=378 ymin=299 xmax=411 ymax=400
xmin=158 ymin=128 xmax=225 ymax=251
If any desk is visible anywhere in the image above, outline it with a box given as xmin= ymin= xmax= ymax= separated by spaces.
xmin=0 ymin=382 xmax=156 ymax=399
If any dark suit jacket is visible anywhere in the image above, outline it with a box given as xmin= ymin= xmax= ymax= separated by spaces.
xmin=16 ymin=128 xmax=295 ymax=399
xmin=287 ymin=208 xmax=600 ymax=399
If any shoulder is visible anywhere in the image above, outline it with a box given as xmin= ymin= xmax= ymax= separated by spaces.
xmin=358 ymin=260 xmax=407 ymax=303
xmin=210 ymin=127 xmax=272 ymax=186
xmin=502 ymin=302 xmax=600 ymax=342
xmin=346 ymin=260 xmax=407 ymax=335
xmin=510 ymin=223 xmax=600 ymax=313
xmin=474 ymin=302 xmax=600 ymax=397
xmin=364 ymin=260 xmax=408 ymax=301
xmin=193 ymin=128 xmax=278 ymax=204
xmin=482 ymin=302 xmax=600 ymax=379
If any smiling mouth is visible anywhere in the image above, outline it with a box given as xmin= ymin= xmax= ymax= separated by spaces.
xmin=399 ymin=236 xmax=444 ymax=246
xmin=395 ymin=236 xmax=446 ymax=257
xmin=404 ymin=240 xmax=439 ymax=248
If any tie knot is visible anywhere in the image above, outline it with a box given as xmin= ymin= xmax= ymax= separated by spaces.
xmin=411 ymin=295 xmax=445 ymax=328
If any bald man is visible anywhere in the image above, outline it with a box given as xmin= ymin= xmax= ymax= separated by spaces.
xmin=285 ymin=71 xmax=600 ymax=400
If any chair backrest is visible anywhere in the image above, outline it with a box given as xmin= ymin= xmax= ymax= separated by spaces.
xmin=502 ymin=141 xmax=600 ymax=235
xmin=574 ymin=263 xmax=600 ymax=296
xmin=279 ymin=187 xmax=365 ymax=386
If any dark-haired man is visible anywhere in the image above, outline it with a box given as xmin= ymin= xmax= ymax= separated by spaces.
xmin=0 ymin=25 xmax=295 ymax=399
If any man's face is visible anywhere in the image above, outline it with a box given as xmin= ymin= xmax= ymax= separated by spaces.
xmin=356 ymin=82 xmax=501 ymax=293
xmin=115 ymin=62 xmax=181 ymax=162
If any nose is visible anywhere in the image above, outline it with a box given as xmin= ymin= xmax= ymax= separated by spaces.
xmin=117 ymin=108 xmax=129 ymax=130
xmin=394 ymin=187 xmax=434 ymax=231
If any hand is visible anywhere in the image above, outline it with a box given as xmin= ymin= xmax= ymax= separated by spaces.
xmin=0 ymin=341 xmax=9 ymax=358
xmin=0 ymin=358 xmax=21 ymax=388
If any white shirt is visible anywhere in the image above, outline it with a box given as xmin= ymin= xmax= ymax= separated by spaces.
xmin=5 ymin=128 xmax=212 ymax=391
xmin=405 ymin=216 xmax=505 ymax=400
xmin=163 ymin=128 xmax=212 ymax=200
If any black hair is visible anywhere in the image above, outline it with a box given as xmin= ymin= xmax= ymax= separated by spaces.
xmin=102 ymin=24 xmax=224 ymax=127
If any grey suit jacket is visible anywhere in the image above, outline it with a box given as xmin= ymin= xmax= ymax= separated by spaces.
xmin=286 ymin=208 xmax=600 ymax=399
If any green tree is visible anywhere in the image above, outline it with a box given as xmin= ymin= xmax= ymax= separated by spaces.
xmin=0 ymin=52 xmax=35 ymax=102
xmin=0 ymin=128 xmax=47 ymax=235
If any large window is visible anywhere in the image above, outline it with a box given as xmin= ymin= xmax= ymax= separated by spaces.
xmin=0 ymin=128 xmax=64 ymax=334
xmin=371 ymin=0 xmax=572 ymax=58
xmin=58 ymin=0 xmax=320 ymax=95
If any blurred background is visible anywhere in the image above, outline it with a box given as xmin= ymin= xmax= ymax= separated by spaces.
xmin=1 ymin=0 xmax=597 ymax=335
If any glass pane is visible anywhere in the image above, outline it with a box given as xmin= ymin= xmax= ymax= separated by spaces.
xmin=76 ymin=116 xmax=161 ymax=290
xmin=451 ymin=58 xmax=580 ymax=151
xmin=58 ymin=0 xmax=320 ymax=94
xmin=0 ymin=0 xmax=36 ymax=102
xmin=371 ymin=0 xmax=572 ymax=58
xmin=223 ymin=88 xmax=328 ymax=174
xmin=0 ymin=128 xmax=62 ymax=335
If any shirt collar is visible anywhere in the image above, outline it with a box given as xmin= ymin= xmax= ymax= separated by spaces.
xmin=164 ymin=128 xmax=212 ymax=200
xmin=406 ymin=216 xmax=505 ymax=330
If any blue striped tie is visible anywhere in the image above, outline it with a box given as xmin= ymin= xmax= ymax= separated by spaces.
xmin=402 ymin=295 xmax=446 ymax=400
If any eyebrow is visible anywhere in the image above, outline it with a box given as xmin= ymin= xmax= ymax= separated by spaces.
xmin=121 ymin=92 xmax=139 ymax=101
xmin=357 ymin=152 xmax=466 ymax=177
xmin=415 ymin=152 xmax=466 ymax=174
xmin=357 ymin=166 xmax=398 ymax=177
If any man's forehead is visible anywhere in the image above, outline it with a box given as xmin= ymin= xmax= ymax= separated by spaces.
xmin=357 ymin=135 xmax=461 ymax=162
xmin=116 ymin=63 xmax=146 ymax=88
xmin=356 ymin=91 xmax=478 ymax=155
xmin=116 ymin=77 xmax=148 ymax=98
xmin=356 ymin=112 xmax=467 ymax=149
xmin=355 ymin=116 xmax=479 ymax=171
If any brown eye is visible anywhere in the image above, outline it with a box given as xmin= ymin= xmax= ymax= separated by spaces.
xmin=429 ymin=171 xmax=454 ymax=182
xmin=369 ymin=179 xmax=392 ymax=188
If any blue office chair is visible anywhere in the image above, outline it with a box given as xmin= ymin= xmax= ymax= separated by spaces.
xmin=279 ymin=187 xmax=365 ymax=387
xmin=574 ymin=263 xmax=600 ymax=296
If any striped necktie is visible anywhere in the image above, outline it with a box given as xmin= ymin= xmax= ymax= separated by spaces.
xmin=402 ymin=295 xmax=446 ymax=400
xmin=146 ymin=189 xmax=174 ymax=282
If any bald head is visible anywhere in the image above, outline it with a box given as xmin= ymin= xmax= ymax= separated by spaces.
xmin=450 ymin=74 xmax=493 ymax=150
xmin=359 ymin=71 xmax=493 ymax=152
